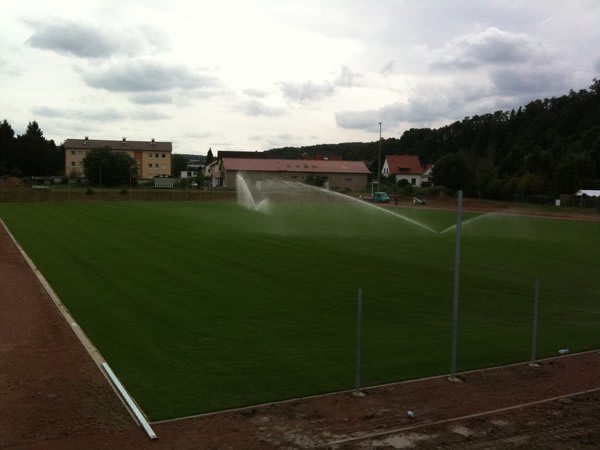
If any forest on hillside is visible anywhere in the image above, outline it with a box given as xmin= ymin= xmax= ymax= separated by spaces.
xmin=267 ymin=78 xmax=600 ymax=198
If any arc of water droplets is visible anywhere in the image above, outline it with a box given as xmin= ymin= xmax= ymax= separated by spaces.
xmin=285 ymin=181 xmax=438 ymax=234
xmin=439 ymin=212 xmax=496 ymax=234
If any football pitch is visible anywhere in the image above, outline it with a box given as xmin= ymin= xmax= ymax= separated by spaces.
xmin=1 ymin=200 xmax=599 ymax=420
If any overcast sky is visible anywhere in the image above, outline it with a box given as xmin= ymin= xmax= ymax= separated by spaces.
xmin=2 ymin=1 xmax=599 ymax=155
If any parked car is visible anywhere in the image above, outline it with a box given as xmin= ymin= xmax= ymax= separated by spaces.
xmin=371 ymin=191 xmax=391 ymax=203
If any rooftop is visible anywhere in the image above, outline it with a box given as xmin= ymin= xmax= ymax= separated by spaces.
xmin=222 ymin=158 xmax=370 ymax=174
xmin=64 ymin=138 xmax=172 ymax=152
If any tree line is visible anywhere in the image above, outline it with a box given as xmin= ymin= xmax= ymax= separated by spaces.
xmin=0 ymin=120 xmax=63 ymax=177
xmin=266 ymin=78 xmax=600 ymax=198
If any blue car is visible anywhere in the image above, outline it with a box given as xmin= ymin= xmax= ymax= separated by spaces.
xmin=371 ymin=191 xmax=391 ymax=203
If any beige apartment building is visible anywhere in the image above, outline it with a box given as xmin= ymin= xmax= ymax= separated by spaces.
xmin=64 ymin=137 xmax=172 ymax=179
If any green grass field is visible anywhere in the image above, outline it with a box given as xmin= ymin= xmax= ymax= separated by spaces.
xmin=1 ymin=200 xmax=599 ymax=420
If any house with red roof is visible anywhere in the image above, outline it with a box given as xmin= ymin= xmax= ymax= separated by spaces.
xmin=218 ymin=158 xmax=370 ymax=191
xmin=381 ymin=155 xmax=433 ymax=187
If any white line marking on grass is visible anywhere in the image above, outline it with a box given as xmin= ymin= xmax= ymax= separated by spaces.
xmin=325 ymin=386 xmax=600 ymax=446
xmin=102 ymin=362 xmax=157 ymax=440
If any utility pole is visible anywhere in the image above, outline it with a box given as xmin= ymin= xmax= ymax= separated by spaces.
xmin=377 ymin=122 xmax=382 ymax=191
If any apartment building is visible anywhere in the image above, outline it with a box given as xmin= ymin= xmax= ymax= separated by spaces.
xmin=64 ymin=137 xmax=172 ymax=179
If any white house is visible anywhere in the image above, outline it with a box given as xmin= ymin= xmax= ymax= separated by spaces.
xmin=382 ymin=155 xmax=433 ymax=187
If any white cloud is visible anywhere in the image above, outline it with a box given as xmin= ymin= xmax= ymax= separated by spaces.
xmin=242 ymin=88 xmax=269 ymax=98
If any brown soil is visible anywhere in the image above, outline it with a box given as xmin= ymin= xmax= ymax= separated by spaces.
xmin=2 ymin=218 xmax=600 ymax=449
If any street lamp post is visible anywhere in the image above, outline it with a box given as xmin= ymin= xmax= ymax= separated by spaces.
xmin=377 ymin=122 xmax=382 ymax=191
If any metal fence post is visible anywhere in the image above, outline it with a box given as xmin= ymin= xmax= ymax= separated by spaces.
xmin=450 ymin=190 xmax=463 ymax=381
xmin=355 ymin=288 xmax=363 ymax=394
xmin=530 ymin=277 xmax=540 ymax=366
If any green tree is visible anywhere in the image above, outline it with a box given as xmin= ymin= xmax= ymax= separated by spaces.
xmin=14 ymin=121 xmax=56 ymax=175
xmin=206 ymin=148 xmax=214 ymax=165
xmin=171 ymin=154 xmax=188 ymax=177
xmin=0 ymin=119 xmax=15 ymax=175
xmin=83 ymin=148 xmax=137 ymax=186
xmin=432 ymin=153 xmax=468 ymax=191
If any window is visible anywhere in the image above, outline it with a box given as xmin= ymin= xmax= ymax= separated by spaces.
xmin=150 ymin=153 xmax=153 ymax=158
xmin=345 ymin=177 xmax=352 ymax=181
xmin=155 ymin=163 xmax=159 ymax=168
xmin=148 ymin=163 xmax=152 ymax=168
xmin=71 ymin=161 xmax=76 ymax=167
xmin=161 ymin=153 xmax=166 ymax=158
xmin=155 ymin=153 xmax=159 ymax=158
xmin=71 ymin=150 xmax=76 ymax=156
xmin=411 ymin=178 xmax=416 ymax=185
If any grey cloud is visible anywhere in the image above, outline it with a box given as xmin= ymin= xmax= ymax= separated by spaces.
xmin=237 ymin=100 xmax=286 ymax=117
xmin=129 ymin=93 xmax=173 ymax=105
xmin=335 ymin=83 xmax=491 ymax=131
xmin=335 ymin=108 xmax=382 ymax=131
xmin=280 ymin=80 xmax=335 ymax=102
xmin=33 ymin=106 xmax=124 ymax=121
xmin=243 ymin=88 xmax=268 ymax=98
xmin=490 ymin=67 xmax=571 ymax=97
xmin=26 ymin=21 xmax=167 ymax=59
xmin=34 ymin=105 xmax=169 ymax=122
xmin=279 ymin=66 xmax=360 ymax=103
xmin=335 ymin=66 xmax=362 ymax=87
xmin=27 ymin=22 xmax=118 ymax=58
xmin=433 ymin=27 xmax=546 ymax=69
xmin=594 ymin=57 xmax=600 ymax=73
xmin=80 ymin=61 xmax=219 ymax=92
xmin=381 ymin=60 xmax=395 ymax=74
xmin=132 ymin=110 xmax=170 ymax=121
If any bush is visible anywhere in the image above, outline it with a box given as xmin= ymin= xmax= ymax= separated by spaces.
xmin=120 ymin=189 xmax=128 ymax=196
xmin=417 ymin=185 xmax=452 ymax=197
xmin=86 ymin=188 xmax=94 ymax=195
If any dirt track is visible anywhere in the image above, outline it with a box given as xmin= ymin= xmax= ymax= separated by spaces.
xmin=2 ymin=215 xmax=600 ymax=449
